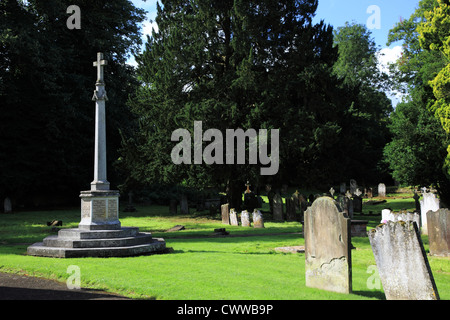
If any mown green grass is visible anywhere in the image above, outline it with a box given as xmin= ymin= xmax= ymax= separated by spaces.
xmin=0 ymin=195 xmax=448 ymax=300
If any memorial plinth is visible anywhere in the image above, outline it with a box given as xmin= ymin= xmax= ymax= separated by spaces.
xmin=27 ymin=53 xmax=167 ymax=258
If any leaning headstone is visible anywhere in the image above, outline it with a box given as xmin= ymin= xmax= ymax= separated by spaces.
xmin=241 ymin=210 xmax=251 ymax=227
xmin=221 ymin=203 xmax=230 ymax=225
xmin=427 ymin=209 xmax=450 ymax=257
xmin=420 ymin=188 xmax=440 ymax=234
xmin=229 ymin=208 xmax=239 ymax=226
xmin=304 ymin=197 xmax=352 ymax=294
xmin=272 ymin=193 xmax=284 ymax=221
xmin=252 ymin=209 xmax=264 ymax=228
xmin=378 ymin=183 xmax=386 ymax=197
xmin=3 ymin=197 xmax=12 ymax=213
xmin=381 ymin=211 xmax=420 ymax=227
xmin=368 ymin=221 xmax=440 ymax=300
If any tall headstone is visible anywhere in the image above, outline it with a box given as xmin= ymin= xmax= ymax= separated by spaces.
xmin=272 ymin=193 xmax=284 ymax=221
xmin=241 ymin=210 xmax=251 ymax=227
xmin=304 ymin=197 xmax=352 ymax=294
xmin=378 ymin=183 xmax=386 ymax=198
xmin=420 ymin=188 xmax=440 ymax=234
xmin=3 ymin=197 xmax=12 ymax=213
xmin=27 ymin=53 xmax=166 ymax=258
xmin=221 ymin=203 xmax=230 ymax=225
xmin=369 ymin=221 xmax=440 ymax=300
xmin=252 ymin=209 xmax=264 ymax=228
xmin=229 ymin=208 xmax=239 ymax=226
xmin=427 ymin=209 xmax=450 ymax=257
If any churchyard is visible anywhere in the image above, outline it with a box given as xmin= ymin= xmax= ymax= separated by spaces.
xmin=1 ymin=188 xmax=449 ymax=300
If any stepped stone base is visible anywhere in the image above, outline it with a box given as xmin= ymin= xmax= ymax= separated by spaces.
xmin=27 ymin=227 xmax=166 ymax=258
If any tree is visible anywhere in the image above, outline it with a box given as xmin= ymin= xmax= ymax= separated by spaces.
xmin=383 ymin=0 xmax=450 ymax=204
xmin=417 ymin=0 xmax=450 ymax=176
xmin=332 ymin=22 xmax=393 ymax=185
xmin=121 ymin=0 xmax=358 ymax=209
xmin=0 ymin=0 xmax=145 ymax=206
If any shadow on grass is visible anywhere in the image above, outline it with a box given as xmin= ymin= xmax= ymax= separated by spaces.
xmin=352 ymin=290 xmax=385 ymax=300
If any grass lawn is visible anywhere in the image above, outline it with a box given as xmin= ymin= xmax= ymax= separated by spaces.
xmin=0 ymin=194 xmax=449 ymax=300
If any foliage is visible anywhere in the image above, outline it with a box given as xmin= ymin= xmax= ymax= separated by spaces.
xmin=332 ymin=22 xmax=393 ymax=184
xmin=0 ymin=0 xmax=145 ymax=206
xmin=384 ymin=0 xmax=450 ymax=203
xmin=120 ymin=0 xmax=393 ymax=208
xmin=418 ymin=0 xmax=450 ymax=174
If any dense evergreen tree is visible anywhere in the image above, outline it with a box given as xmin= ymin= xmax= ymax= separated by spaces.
xmin=332 ymin=22 xmax=393 ymax=185
xmin=120 ymin=0 xmax=391 ymax=209
xmin=0 ymin=0 xmax=145 ymax=207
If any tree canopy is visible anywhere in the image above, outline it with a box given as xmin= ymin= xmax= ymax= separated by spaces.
xmin=0 ymin=0 xmax=145 ymax=206
xmin=119 ymin=0 xmax=393 ymax=209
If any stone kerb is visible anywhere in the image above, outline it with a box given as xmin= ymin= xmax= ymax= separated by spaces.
xmin=304 ymin=197 xmax=352 ymax=294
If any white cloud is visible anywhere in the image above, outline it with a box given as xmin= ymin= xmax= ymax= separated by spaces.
xmin=377 ymin=46 xmax=403 ymax=74
xmin=377 ymin=46 xmax=405 ymax=107
xmin=142 ymin=20 xmax=159 ymax=37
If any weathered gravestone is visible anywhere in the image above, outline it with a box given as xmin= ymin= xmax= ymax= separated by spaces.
xmin=420 ymin=189 xmax=440 ymax=235
xmin=378 ymin=183 xmax=386 ymax=197
xmin=304 ymin=197 xmax=352 ymax=294
xmin=368 ymin=221 xmax=440 ymax=300
xmin=427 ymin=209 xmax=450 ymax=257
xmin=241 ymin=210 xmax=251 ymax=227
xmin=285 ymin=197 xmax=297 ymax=221
xmin=221 ymin=203 xmax=230 ymax=225
xmin=272 ymin=192 xmax=284 ymax=221
xmin=3 ymin=197 xmax=12 ymax=213
xmin=180 ymin=194 xmax=189 ymax=215
xmin=252 ymin=209 xmax=264 ymax=228
xmin=229 ymin=208 xmax=239 ymax=226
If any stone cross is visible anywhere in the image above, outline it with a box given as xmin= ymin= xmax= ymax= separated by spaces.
xmin=93 ymin=52 xmax=108 ymax=85
xmin=91 ymin=52 xmax=110 ymax=191
xmin=245 ymin=181 xmax=251 ymax=194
